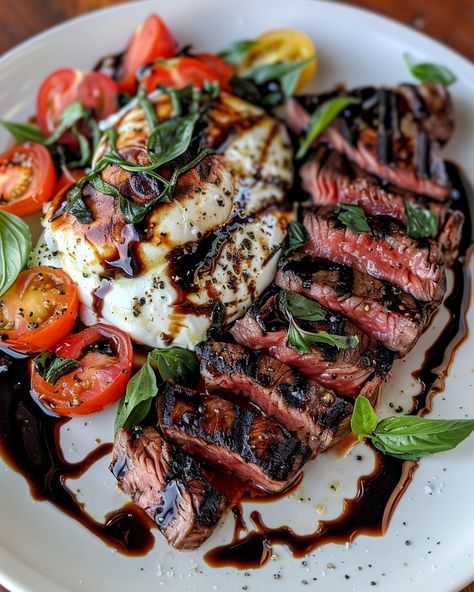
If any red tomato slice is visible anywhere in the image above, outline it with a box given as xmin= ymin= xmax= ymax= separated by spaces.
xmin=194 ymin=53 xmax=234 ymax=89
xmin=0 ymin=142 xmax=57 ymax=216
xmin=31 ymin=324 xmax=133 ymax=416
xmin=0 ymin=266 xmax=78 ymax=352
xmin=119 ymin=14 xmax=177 ymax=94
xmin=36 ymin=68 xmax=118 ymax=143
xmin=55 ymin=165 xmax=86 ymax=193
xmin=139 ymin=57 xmax=221 ymax=93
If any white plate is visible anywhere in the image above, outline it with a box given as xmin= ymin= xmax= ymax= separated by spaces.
xmin=1 ymin=1 xmax=474 ymax=591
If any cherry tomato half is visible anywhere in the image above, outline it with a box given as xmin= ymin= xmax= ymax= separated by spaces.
xmin=0 ymin=266 xmax=78 ymax=352
xmin=119 ymin=14 xmax=177 ymax=94
xmin=194 ymin=53 xmax=234 ymax=89
xmin=36 ymin=68 xmax=118 ymax=143
xmin=55 ymin=165 xmax=86 ymax=193
xmin=31 ymin=323 xmax=133 ymax=416
xmin=140 ymin=57 xmax=221 ymax=93
xmin=0 ymin=142 xmax=56 ymax=216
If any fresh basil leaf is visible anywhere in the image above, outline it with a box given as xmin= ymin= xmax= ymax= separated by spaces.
xmin=68 ymin=127 xmax=91 ymax=168
xmin=149 ymin=347 xmax=199 ymax=384
xmin=405 ymin=202 xmax=438 ymax=239
xmin=278 ymin=290 xmax=326 ymax=322
xmin=404 ymin=54 xmax=457 ymax=86
xmin=147 ymin=113 xmax=199 ymax=168
xmin=296 ymin=96 xmax=360 ymax=159
xmin=45 ymin=357 xmax=80 ymax=385
xmin=283 ymin=221 xmax=307 ymax=256
xmin=114 ymin=357 xmax=157 ymax=432
xmin=335 ymin=203 xmax=372 ymax=234
xmin=0 ymin=210 xmax=32 ymax=296
xmin=137 ymin=91 xmax=159 ymax=129
xmin=351 ymin=395 xmax=379 ymax=442
xmin=0 ymin=120 xmax=46 ymax=144
xmin=228 ymin=76 xmax=263 ymax=104
xmin=243 ymin=56 xmax=316 ymax=96
xmin=89 ymin=175 xmax=123 ymax=199
xmin=45 ymin=101 xmax=89 ymax=145
xmin=219 ymin=39 xmax=259 ymax=65
xmin=287 ymin=317 xmax=359 ymax=355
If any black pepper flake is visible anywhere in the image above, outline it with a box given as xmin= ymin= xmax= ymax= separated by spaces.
xmin=344 ymin=575 xmax=350 ymax=580
xmin=405 ymin=540 xmax=411 ymax=546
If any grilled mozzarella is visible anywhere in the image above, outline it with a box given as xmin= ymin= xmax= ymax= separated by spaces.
xmin=33 ymin=92 xmax=293 ymax=348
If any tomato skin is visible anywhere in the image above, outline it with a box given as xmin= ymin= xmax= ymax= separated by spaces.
xmin=0 ymin=266 xmax=78 ymax=352
xmin=31 ymin=324 xmax=133 ymax=417
xmin=194 ymin=54 xmax=234 ymax=89
xmin=36 ymin=68 xmax=118 ymax=144
xmin=140 ymin=57 xmax=221 ymax=93
xmin=0 ymin=142 xmax=56 ymax=216
xmin=55 ymin=165 xmax=86 ymax=193
xmin=119 ymin=14 xmax=177 ymax=93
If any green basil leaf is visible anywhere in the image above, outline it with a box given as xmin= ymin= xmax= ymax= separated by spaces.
xmin=296 ymin=96 xmax=360 ymax=159
xmin=68 ymin=127 xmax=91 ymax=168
xmin=370 ymin=416 xmax=474 ymax=460
xmin=219 ymin=39 xmax=259 ymax=65
xmin=0 ymin=120 xmax=46 ymax=144
xmin=228 ymin=76 xmax=263 ymax=104
xmin=45 ymin=357 xmax=80 ymax=385
xmin=137 ymin=91 xmax=159 ymax=129
xmin=115 ymin=357 xmax=157 ymax=432
xmin=0 ymin=210 xmax=32 ymax=296
xmin=405 ymin=202 xmax=439 ymax=239
xmin=147 ymin=113 xmax=199 ymax=168
xmin=149 ymin=347 xmax=199 ymax=384
xmin=287 ymin=317 xmax=359 ymax=355
xmin=404 ymin=54 xmax=457 ymax=86
xmin=44 ymin=101 xmax=89 ymax=146
xmin=65 ymin=185 xmax=93 ymax=224
xmin=283 ymin=221 xmax=307 ymax=256
xmin=335 ymin=203 xmax=372 ymax=234
xmin=351 ymin=395 xmax=379 ymax=442
xmin=278 ymin=290 xmax=326 ymax=322
xmin=242 ymin=56 xmax=316 ymax=96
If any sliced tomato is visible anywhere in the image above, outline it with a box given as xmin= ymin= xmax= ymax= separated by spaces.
xmin=140 ymin=56 xmax=221 ymax=93
xmin=55 ymin=165 xmax=86 ymax=193
xmin=194 ymin=53 xmax=234 ymax=89
xmin=36 ymin=68 xmax=118 ymax=143
xmin=0 ymin=266 xmax=78 ymax=352
xmin=119 ymin=14 xmax=177 ymax=94
xmin=0 ymin=142 xmax=56 ymax=216
xmin=31 ymin=324 xmax=133 ymax=416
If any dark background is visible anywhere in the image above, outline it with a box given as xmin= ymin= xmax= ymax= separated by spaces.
xmin=0 ymin=1 xmax=472 ymax=591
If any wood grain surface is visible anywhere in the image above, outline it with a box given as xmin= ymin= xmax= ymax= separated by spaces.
xmin=0 ymin=1 xmax=473 ymax=592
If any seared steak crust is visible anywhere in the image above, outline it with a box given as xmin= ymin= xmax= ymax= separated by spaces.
xmin=196 ymin=340 xmax=353 ymax=451
xmin=110 ymin=427 xmax=228 ymax=550
xmin=158 ymin=382 xmax=311 ymax=492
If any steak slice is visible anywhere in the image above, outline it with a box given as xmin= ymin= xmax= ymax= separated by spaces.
xmin=276 ymin=255 xmax=433 ymax=355
xmin=230 ymin=290 xmax=394 ymax=399
xmin=158 ymin=382 xmax=311 ymax=493
xmin=196 ymin=340 xmax=353 ymax=452
xmin=303 ymin=207 xmax=446 ymax=303
xmin=301 ymin=146 xmax=464 ymax=266
xmin=286 ymin=83 xmax=454 ymax=200
xmin=110 ymin=426 xmax=228 ymax=550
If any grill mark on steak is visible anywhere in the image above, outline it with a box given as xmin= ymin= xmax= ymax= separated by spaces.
xmin=276 ymin=254 xmax=433 ymax=355
xmin=196 ymin=340 xmax=353 ymax=452
xmin=303 ymin=207 xmax=447 ymax=302
xmin=230 ymin=291 xmax=395 ymax=397
xmin=158 ymin=382 xmax=311 ymax=492
xmin=285 ymin=83 xmax=454 ymax=199
xmin=110 ymin=426 xmax=228 ymax=550
xmin=300 ymin=146 xmax=464 ymax=266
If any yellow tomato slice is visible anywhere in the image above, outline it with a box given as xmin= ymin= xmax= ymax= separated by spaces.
xmin=238 ymin=29 xmax=317 ymax=92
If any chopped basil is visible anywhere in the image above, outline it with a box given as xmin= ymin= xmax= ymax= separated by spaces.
xmin=283 ymin=221 xmax=307 ymax=256
xmin=351 ymin=396 xmax=474 ymax=460
xmin=296 ymin=96 xmax=360 ymax=159
xmin=287 ymin=316 xmax=359 ymax=355
xmin=137 ymin=90 xmax=159 ymax=129
xmin=404 ymin=54 xmax=457 ymax=86
xmin=219 ymin=39 xmax=259 ymax=65
xmin=405 ymin=202 xmax=438 ymax=239
xmin=0 ymin=210 xmax=32 ymax=296
xmin=242 ymin=56 xmax=316 ymax=96
xmin=278 ymin=290 xmax=326 ymax=322
xmin=147 ymin=112 xmax=199 ymax=168
xmin=149 ymin=347 xmax=199 ymax=384
xmin=33 ymin=351 xmax=80 ymax=385
xmin=115 ymin=357 xmax=157 ymax=432
xmin=0 ymin=120 xmax=46 ymax=144
xmin=44 ymin=101 xmax=90 ymax=146
xmin=335 ymin=203 xmax=372 ymax=234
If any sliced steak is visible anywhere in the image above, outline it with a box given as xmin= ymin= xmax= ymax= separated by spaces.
xmin=286 ymin=83 xmax=454 ymax=200
xmin=230 ymin=291 xmax=394 ymax=399
xmin=196 ymin=340 xmax=353 ymax=452
xmin=110 ymin=426 xmax=228 ymax=550
xmin=301 ymin=146 xmax=464 ymax=265
xmin=303 ymin=207 xmax=446 ymax=302
xmin=276 ymin=255 xmax=433 ymax=355
xmin=158 ymin=382 xmax=311 ymax=493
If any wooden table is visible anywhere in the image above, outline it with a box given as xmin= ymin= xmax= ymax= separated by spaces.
xmin=0 ymin=1 xmax=473 ymax=591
